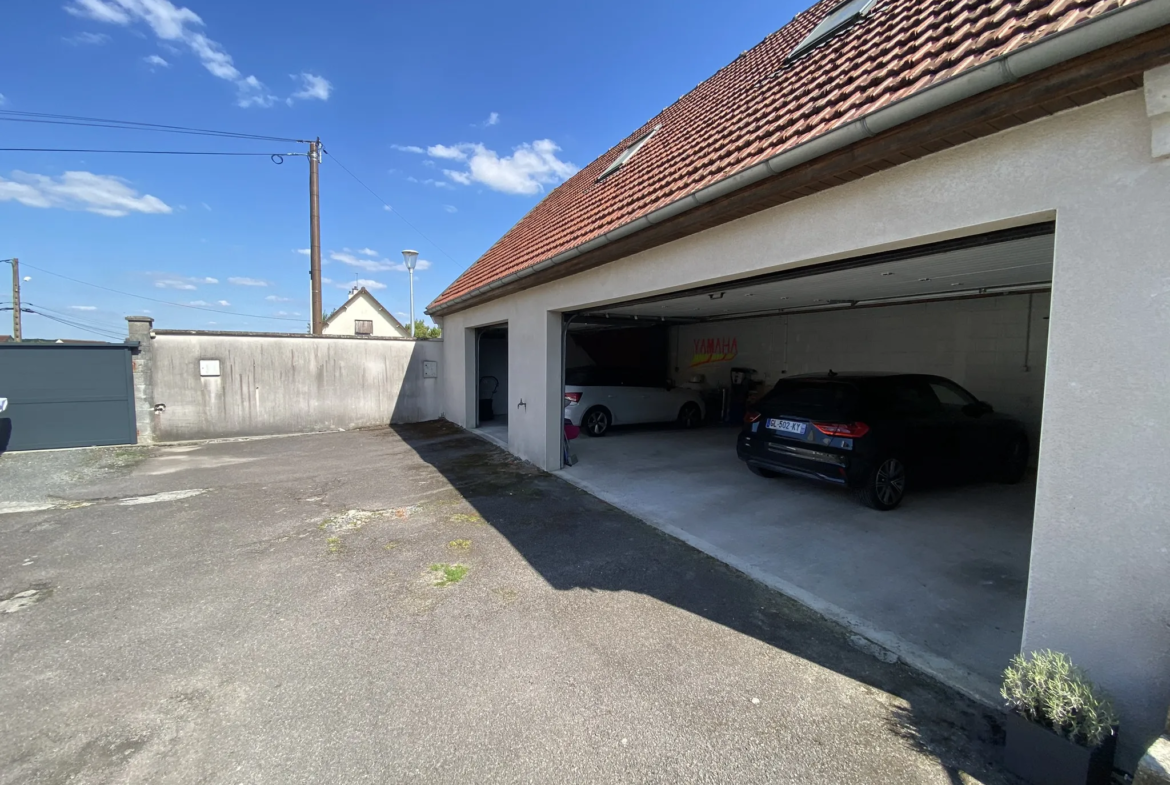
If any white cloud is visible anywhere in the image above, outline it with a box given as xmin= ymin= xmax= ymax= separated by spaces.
xmin=357 ymin=247 xmax=378 ymax=257
xmin=0 ymin=94 xmax=5 ymax=106
xmin=484 ymin=111 xmax=500 ymax=126
xmin=65 ymin=31 xmax=110 ymax=44
xmin=289 ymin=72 xmax=331 ymax=103
xmin=330 ymin=250 xmax=394 ymax=272
xmin=337 ymin=278 xmax=386 ymax=291
xmin=201 ymin=202 xmax=211 ymax=210
xmin=64 ymin=0 xmax=276 ymax=108
xmin=265 ymin=295 xmax=290 ymax=302
xmin=444 ymin=204 xmax=458 ymax=213
xmin=189 ymin=299 xmax=209 ymax=306
xmin=216 ymin=299 xmax=230 ymax=306
xmin=228 ymin=276 xmax=267 ymax=286
xmin=144 ymin=53 xmax=169 ymax=67
xmin=406 ymin=176 xmax=451 ymax=189
xmin=156 ymin=279 xmax=195 ymax=290
xmin=294 ymin=248 xmax=310 ymax=256
xmin=391 ymin=144 xmax=424 ymax=154
xmin=427 ymin=144 xmax=467 ymax=160
xmin=321 ymin=277 xmax=333 ymax=284
xmin=0 ymin=170 xmax=171 ymax=217
xmin=436 ymin=139 xmax=577 ymax=195
xmin=383 ymin=205 xmax=392 ymax=211
xmin=330 ymin=250 xmax=431 ymax=273
xmin=207 ymin=321 xmax=217 ymax=325
xmin=69 ymin=305 xmax=98 ymax=311
xmin=202 ymin=277 xmax=218 ymax=283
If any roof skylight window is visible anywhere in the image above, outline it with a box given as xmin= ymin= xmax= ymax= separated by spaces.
xmin=597 ymin=125 xmax=661 ymax=182
xmin=788 ymin=0 xmax=879 ymax=60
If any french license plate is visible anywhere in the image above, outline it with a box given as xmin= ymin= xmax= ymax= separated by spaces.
xmin=767 ymin=418 xmax=806 ymax=435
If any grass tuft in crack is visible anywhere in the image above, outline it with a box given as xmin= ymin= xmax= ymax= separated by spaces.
xmin=326 ymin=536 xmax=342 ymax=554
xmin=429 ymin=563 xmax=468 ymax=587
xmin=448 ymin=539 xmax=471 ymax=550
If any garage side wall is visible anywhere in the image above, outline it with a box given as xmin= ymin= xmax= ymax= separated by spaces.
xmin=149 ymin=332 xmax=443 ymax=441
xmin=436 ymin=91 xmax=1170 ymax=765
xmin=670 ymin=293 xmax=1050 ymax=448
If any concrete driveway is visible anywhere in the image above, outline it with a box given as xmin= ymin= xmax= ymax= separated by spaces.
xmin=0 ymin=423 xmax=1020 ymax=784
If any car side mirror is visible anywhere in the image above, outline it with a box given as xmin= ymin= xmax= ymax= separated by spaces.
xmin=963 ymin=401 xmax=993 ymax=417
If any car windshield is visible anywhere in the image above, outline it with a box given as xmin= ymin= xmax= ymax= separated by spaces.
xmin=762 ymin=380 xmax=860 ymax=418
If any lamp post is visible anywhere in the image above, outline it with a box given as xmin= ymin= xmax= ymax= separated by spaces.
xmin=401 ymin=250 xmax=419 ymax=338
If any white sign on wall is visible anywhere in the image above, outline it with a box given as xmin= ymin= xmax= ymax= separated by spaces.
xmin=199 ymin=359 xmax=221 ymax=377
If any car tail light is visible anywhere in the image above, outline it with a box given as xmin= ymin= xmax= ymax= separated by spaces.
xmin=813 ymin=421 xmax=870 ymax=438
xmin=744 ymin=410 xmax=762 ymax=424
xmin=564 ymin=391 xmax=582 ymax=405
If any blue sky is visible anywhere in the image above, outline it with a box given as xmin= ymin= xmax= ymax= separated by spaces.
xmin=0 ymin=0 xmax=805 ymax=340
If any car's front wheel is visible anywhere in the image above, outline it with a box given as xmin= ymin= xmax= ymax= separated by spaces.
xmin=582 ymin=407 xmax=610 ymax=437
xmin=856 ymin=457 xmax=907 ymax=511
xmin=678 ymin=402 xmax=702 ymax=429
xmin=749 ymin=464 xmax=782 ymax=479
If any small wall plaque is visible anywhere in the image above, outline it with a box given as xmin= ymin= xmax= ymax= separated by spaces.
xmin=199 ymin=359 xmax=221 ymax=377
xmin=422 ymin=360 xmax=438 ymax=379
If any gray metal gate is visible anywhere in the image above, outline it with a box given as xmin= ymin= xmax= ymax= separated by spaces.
xmin=0 ymin=343 xmax=137 ymax=452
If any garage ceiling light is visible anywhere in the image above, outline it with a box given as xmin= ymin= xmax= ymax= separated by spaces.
xmin=788 ymin=0 xmax=880 ymax=60
xmin=598 ymin=125 xmax=661 ymax=182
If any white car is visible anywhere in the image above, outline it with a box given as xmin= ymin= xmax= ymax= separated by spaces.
xmin=564 ymin=368 xmax=705 ymax=436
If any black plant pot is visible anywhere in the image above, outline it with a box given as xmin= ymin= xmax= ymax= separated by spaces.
xmin=1003 ymin=711 xmax=1117 ymax=785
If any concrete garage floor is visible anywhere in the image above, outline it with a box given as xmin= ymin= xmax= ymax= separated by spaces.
xmin=0 ymin=425 xmax=1026 ymax=784
xmin=557 ymin=425 xmax=1033 ymax=703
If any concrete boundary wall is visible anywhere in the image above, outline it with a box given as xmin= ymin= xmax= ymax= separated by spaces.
xmin=141 ymin=327 xmax=442 ymax=441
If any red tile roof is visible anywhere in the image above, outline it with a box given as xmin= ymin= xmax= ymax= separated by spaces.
xmin=431 ymin=0 xmax=1138 ymax=311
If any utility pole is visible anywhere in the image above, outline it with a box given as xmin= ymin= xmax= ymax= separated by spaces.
xmin=10 ymin=258 xmax=20 ymax=343
xmin=308 ymin=139 xmax=323 ymax=335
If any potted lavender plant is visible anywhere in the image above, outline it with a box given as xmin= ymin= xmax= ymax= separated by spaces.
xmin=1001 ymin=650 xmax=1118 ymax=785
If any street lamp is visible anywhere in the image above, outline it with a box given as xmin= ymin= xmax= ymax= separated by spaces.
xmin=401 ymin=250 xmax=419 ymax=338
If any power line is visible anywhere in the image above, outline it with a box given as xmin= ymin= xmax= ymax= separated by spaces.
xmin=0 ymin=148 xmax=294 ymax=157
xmin=22 ymin=309 xmax=126 ymax=341
xmin=0 ymin=109 xmax=307 ymax=144
xmin=24 ymin=301 xmax=127 ymax=332
xmin=321 ymin=148 xmax=461 ymax=267
xmin=16 ymin=262 xmax=305 ymax=322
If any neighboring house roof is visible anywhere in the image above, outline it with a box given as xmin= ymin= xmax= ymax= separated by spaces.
xmin=0 ymin=336 xmax=10 ymax=343
xmin=323 ymin=287 xmax=407 ymax=333
xmin=431 ymin=0 xmax=1159 ymax=313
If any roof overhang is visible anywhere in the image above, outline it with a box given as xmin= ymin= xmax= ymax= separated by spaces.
xmin=429 ymin=1 xmax=1170 ymax=317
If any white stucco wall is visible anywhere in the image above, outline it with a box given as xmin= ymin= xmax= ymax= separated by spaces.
xmin=438 ymin=90 xmax=1170 ymax=767
xmin=670 ymin=293 xmax=1051 ymax=448
xmin=322 ymin=292 xmax=408 ymax=338
xmin=150 ymin=333 xmax=442 ymax=440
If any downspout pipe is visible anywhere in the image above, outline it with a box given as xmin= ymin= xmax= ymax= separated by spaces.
xmin=429 ymin=0 xmax=1170 ymax=316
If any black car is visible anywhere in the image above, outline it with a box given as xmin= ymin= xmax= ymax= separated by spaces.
xmin=736 ymin=373 xmax=1029 ymax=510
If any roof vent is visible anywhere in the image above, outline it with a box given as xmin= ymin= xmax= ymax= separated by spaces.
xmin=597 ymin=125 xmax=661 ymax=182
xmin=787 ymin=0 xmax=879 ymax=60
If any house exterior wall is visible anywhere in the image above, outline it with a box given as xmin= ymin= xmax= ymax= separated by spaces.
xmin=669 ymin=293 xmax=1051 ymax=451
xmin=438 ymin=90 xmax=1170 ymax=767
xmin=149 ymin=332 xmax=442 ymax=441
xmin=322 ymin=293 xmax=408 ymax=338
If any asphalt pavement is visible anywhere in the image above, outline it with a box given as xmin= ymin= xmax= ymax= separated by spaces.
xmin=0 ymin=424 xmax=1022 ymax=784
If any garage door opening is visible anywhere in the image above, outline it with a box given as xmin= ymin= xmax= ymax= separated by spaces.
xmin=557 ymin=223 xmax=1054 ymax=701
xmin=475 ymin=325 xmax=509 ymax=448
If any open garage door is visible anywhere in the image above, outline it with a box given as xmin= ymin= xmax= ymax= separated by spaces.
xmin=558 ymin=223 xmax=1053 ymax=701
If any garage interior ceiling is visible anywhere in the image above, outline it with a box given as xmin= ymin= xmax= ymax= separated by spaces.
xmin=581 ymin=225 xmax=1054 ymax=323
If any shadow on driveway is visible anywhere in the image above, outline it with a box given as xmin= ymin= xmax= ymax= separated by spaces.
xmin=390 ymin=420 xmax=1018 ymax=784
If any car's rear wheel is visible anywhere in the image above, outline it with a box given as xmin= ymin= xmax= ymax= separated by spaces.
xmin=678 ymin=402 xmax=702 ymax=429
xmin=856 ymin=457 xmax=907 ymax=511
xmin=748 ymin=464 xmax=782 ymax=479
xmin=998 ymin=434 xmax=1029 ymax=484
xmin=582 ymin=407 xmax=610 ymax=437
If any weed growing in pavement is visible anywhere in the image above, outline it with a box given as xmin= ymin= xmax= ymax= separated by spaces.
xmin=326 ymin=536 xmax=342 ymax=554
xmin=383 ymin=541 xmax=401 ymax=550
xmin=448 ymin=539 xmax=471 ymax=550
xmin=449 ymin=513 xmax=483 ymax=525
xmin=429 ymin=563 xmax=468 ymax=587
